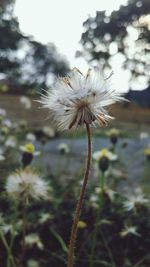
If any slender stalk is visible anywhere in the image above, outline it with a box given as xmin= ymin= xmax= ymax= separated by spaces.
xmin=89 ymin=172 xmax=105 ymax=267
xmin=20 ymin=198 xmax=28 ymax=266
xmin=100 ymin=230 xmax=116 ymax=267
xmin=0 ymin=230 xmax=16 ymax=267
xmin=67 ymin=123 xmax=92 ymax=267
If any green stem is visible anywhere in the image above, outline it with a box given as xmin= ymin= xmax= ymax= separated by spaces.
xmin=89 ymin=172 xmax=105 ymax=267
xmin=0 ymin=230 xmax=16 ymax=267
xmin=20 ymin=199 xmax=28 ymax=266
xmin=100 ymin=230 xmax=116 ymax=267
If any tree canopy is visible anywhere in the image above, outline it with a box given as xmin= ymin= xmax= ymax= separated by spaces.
xmin=0 ymin=0 xmax=70 ymax=93
xmin=79 ymin=0 xmax=150 ymax=89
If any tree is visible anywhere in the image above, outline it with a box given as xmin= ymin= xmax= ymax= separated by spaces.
xmin=79 ymin=0 xmax=150 ymax=89
xmin=21 ymin=40 xmax=69 ymax=91
xmin=0 ymin=0 xmax=70 ymax=93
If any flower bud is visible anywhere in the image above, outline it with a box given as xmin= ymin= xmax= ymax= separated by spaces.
xmin=22 ymin=152 xmax=33 ymax=168
xmin=144 ymin=148 xmax=150 ymax=160
xmin=98 ymin=156 xmax=109 ymax=173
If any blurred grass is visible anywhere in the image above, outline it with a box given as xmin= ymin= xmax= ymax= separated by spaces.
xmin=0 ymin=93 xmax=150 ymax=138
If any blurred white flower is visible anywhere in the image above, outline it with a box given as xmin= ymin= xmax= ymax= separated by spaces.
xmin=123 ymin=194 xmax=149 ymax=211
xmin=2 ymin=119 xmax=12 ymax=128
xmin=95 ymin=186 xmax=116 ymax=201
xmin=27 ymin=259 xmax=40 ymax=267
xmin=5 ymin=136 xmax=17 ymax=148
xmin=0 ymin=108 xmax=6 ymax=117
xmin=43 ymin=126 xmax=55 ymax=138
xmin=26 ymin=133 xmax=36 ymax=142
xmin=93 ymin=148 xmax=118 ymax=161
xmin=0 ymin=155 xmax=5 ymax=161
xmin=1 ymin=126 xmax=9 ymax=135
xmin=0 ymin=213 xmax=15 ymax=234
xmin=120 ymin=226 xmax=141 ymax=237
xmin=89 ymin=194 xmax=99 ymax=208
xmin=39 ymin=213 xmax=53 ymax=224
xmin=6 ymin=169 xmax=48 ymax=200
xmin=25 ymin=233 xmax=43 ymax=249
xmin=0 ymin=224 xmax=13 ymax=234
xmin=20 ymin=96 xmax=32 ymax=109
xmin=0 ymin=152 xmax=5 ymax=161
xmin=40 ymin=67 xmax=123 ymax=131
xmin=58 ymin=143 xmax=70 ymax=154
xmin=0 ymin=148 xmax=5 ymax=161
xmin=139 ymin=132 xmax=149 ymax=140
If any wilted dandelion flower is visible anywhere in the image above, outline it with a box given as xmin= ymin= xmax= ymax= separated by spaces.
xmin=6 ymin=169 xmax=48 ymax=200
xmin=40 ymin=67 xmax=123 ymax=131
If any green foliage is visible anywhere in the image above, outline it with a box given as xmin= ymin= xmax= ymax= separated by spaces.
xmin=0 ymin=108 xmax=150 ymax=266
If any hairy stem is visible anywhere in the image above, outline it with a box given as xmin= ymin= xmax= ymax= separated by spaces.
xmin=67 ymin=123 xmax=92 ymax=267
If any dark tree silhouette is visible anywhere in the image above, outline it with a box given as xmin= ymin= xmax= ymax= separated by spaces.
xmin=79 ymin=0 xmax=150 ymax=88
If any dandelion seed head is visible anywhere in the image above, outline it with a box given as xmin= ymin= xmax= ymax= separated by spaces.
xmin=6 ymin=169 xmax=48 ymax=200
xmin=40 ymin=67 xmax=123 ymax=131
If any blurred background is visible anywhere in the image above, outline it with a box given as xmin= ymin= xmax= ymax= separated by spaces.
xmin=0 ymin=1 xmax=150 ymax=267
xmin=0 ymin=0 xmax=150 ymax=126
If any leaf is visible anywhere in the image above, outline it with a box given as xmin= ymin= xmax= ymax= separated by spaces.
xmin=50 ymin=227 xmax=68 ymax=254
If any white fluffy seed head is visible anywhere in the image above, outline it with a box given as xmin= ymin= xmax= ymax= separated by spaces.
xmin=6 ymin=169 xmax=48 ymax=200
xmin=40 ymin=67 xmax=124 ymax=131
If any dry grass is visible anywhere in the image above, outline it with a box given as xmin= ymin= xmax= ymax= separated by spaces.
xmin=0 ymin=94 xmax=150 ymax=131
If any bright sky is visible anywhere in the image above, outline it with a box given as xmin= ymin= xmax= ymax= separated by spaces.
xmin=14 ymin=0 xmax=133 ymax=92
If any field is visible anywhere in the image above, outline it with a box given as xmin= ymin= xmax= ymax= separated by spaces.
xmin=0 ymin=93 xmax=150 ymax=267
